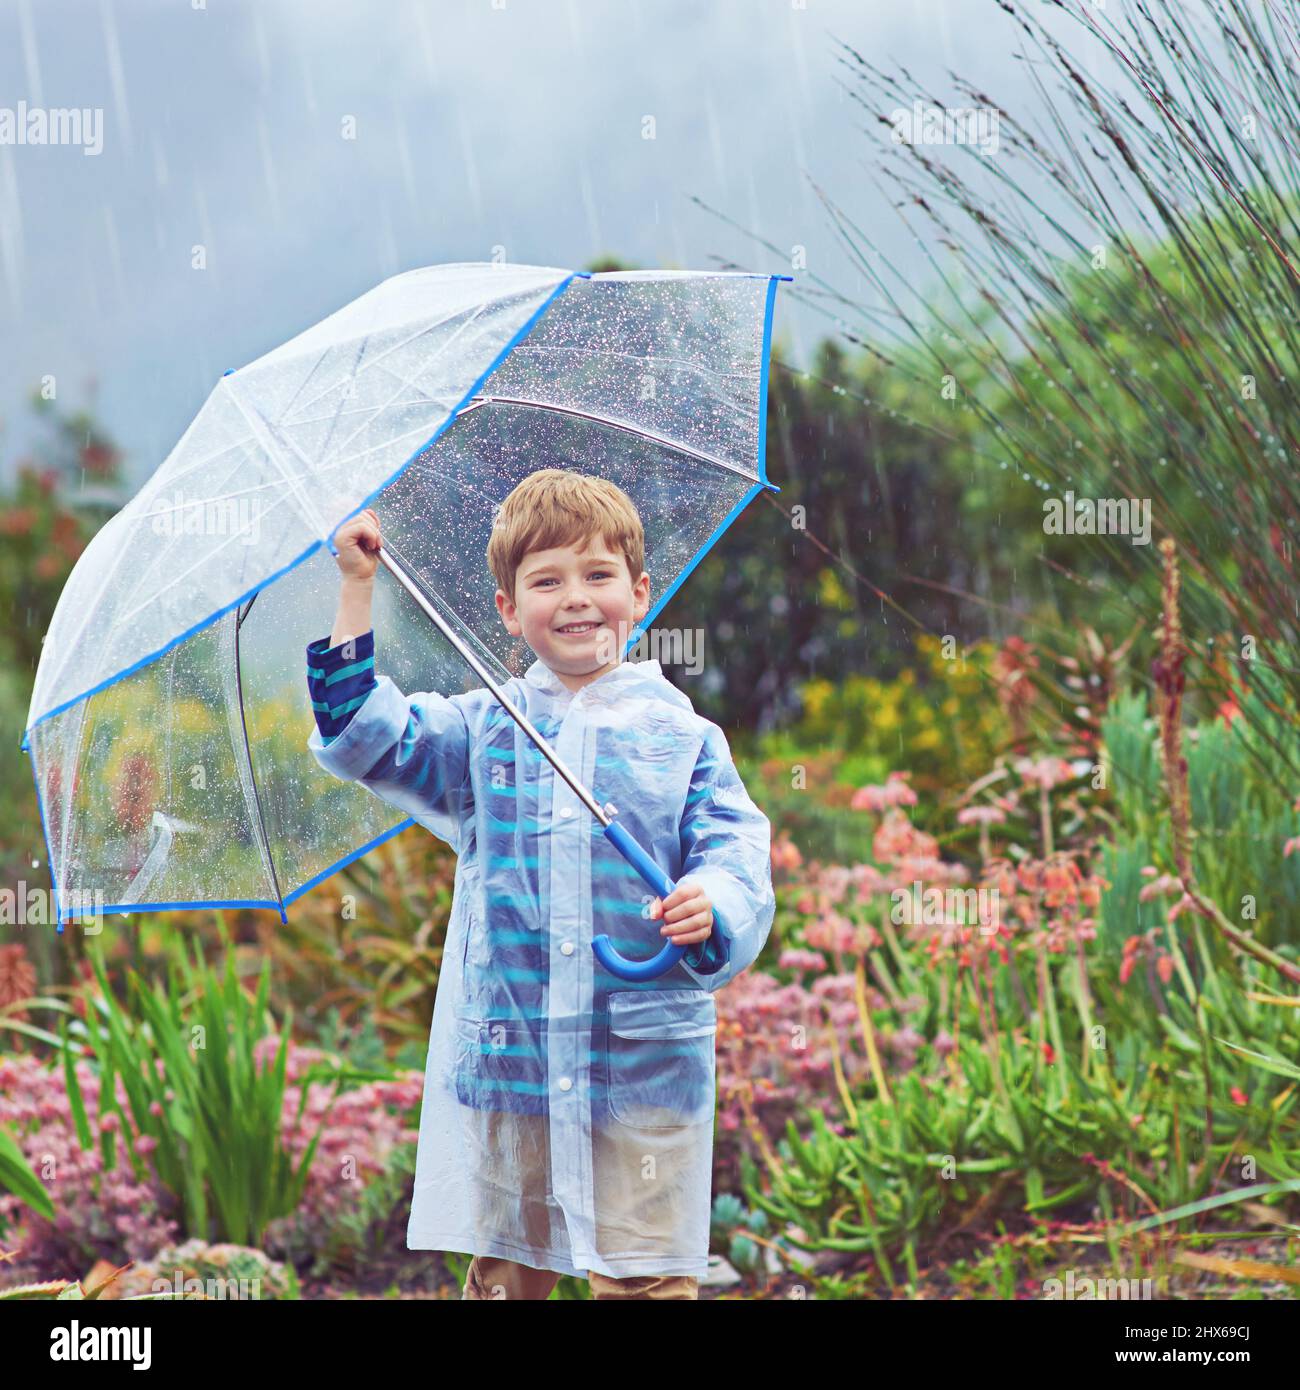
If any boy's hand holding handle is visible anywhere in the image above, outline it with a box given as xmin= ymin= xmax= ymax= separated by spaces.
xmin=330 ymin=508 xmax=381 ymax=647
xmin=593 ymin=824 xmax=721 ymax=980
xmin=649 ymin=881 xmax=714 ymax=947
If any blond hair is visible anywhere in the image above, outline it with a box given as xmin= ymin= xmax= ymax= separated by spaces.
xmin=487 ymin=469 xmax=646 ymax=602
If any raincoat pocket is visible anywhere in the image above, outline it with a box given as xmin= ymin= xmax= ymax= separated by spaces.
xmin=606 ymin=989 xmax=717 ymax=1130
xmin=452 ymin=1011 xmax=545 ymax=1115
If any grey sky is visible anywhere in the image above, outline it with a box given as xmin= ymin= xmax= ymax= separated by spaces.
xmin=0 ymin=0 xmax=1108 ymax=492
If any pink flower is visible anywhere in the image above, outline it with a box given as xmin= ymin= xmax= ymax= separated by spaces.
xmin=957 ymin=805 xmax=1006 ymax=826
xmin=851 ymin=771 xmax=917 ymax=812
xmin=850 ymin=864 xmax=887 ymax=897
xmin=1284 ymin=837 xmax=1300 ymax=858
xmin=1139 ymin=873 xmax=1182 ymax=901
xmin=778 ymin=947 xmax=827 ymax=974
xmin=1167 ymin=892 xmax=1198 ymax=924
xmin=1014 ymin=756 xmax=1074 ymax=790
xmin=873 ymin=809 xmax=939 ymax=863
xmin=804 ymin=912 xmax=865 ymax=955
xmin=893 ymin=854 xmax=967 ymax=884
xmin=771 ymin=832 xmax=803 ymax=873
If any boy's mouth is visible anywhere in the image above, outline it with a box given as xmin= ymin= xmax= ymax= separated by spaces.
xmin=555 ymin=621 xmax=601 ymax=636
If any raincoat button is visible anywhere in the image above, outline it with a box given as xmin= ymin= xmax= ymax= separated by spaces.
xmin=559 ymin=807 xmax=573 ymax=818
xmin=561 ymin=941 xmax=574 ymax=955
xmin=558 ymin=1076 xmax=573 ymax=1091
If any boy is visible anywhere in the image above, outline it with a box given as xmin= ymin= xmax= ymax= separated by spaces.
xmin=305 ymin=468 xmax=775 ymax=1300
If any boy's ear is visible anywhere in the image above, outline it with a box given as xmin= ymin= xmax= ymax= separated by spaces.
xmin=495 ymin=587 xmax=520 ymax=635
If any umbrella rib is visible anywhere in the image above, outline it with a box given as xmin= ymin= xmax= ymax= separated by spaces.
xmin=467 ymin=395 xmax=761 ymax=484
xmin=306 ymin=334 xmax=367 ymax=465
xmin=509 ymin=342 xmax=758 ymax=379
xmin=229 ymin=606 xmax=286 ymax=920
xmin=284 ymin=301 xmax=490 ymax=430
xmin=223 ymin=378 xmax=338 ymax=544
xmin=301 ymin=303 xmax=493 ymax=463
xmin=270 ymin=346 xmax=332 ymax=431
xmin=53 ymin=699 xmax=93 ymax=917
xmin=110 ymin=387 xmax=360 ymax=628
xmin=113 ymin=506 xmax=286 ymax=629
xmin=107 ymin=443 xmax=285 ymax=631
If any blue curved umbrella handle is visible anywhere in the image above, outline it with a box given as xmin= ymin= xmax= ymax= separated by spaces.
xmin=593 ymin=820 xmax=719 ymax=981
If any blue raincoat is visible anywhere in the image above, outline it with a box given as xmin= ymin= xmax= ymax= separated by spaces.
xmin=305 ymin=631 xmax=775 ymax=1279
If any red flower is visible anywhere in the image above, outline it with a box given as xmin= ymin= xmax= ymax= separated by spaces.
xmin=81 ymin=440 xmax=117 ymax=475
xmin=0 ymin=507 xmax=37 ymax=536
xmin=0 ymin=944 xmax=37 ymax=1019
xmin=1229 ymin=1086 xmax=1248 ymax=1106
xmin=112 ymin=752 xmax=159 ymax=836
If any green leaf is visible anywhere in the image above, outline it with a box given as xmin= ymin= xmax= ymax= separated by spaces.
xmin=0 ymin=1123 xmax=55 ymax=1221
xmin=1213 ymin=1036 xmax=1300 ymax=1082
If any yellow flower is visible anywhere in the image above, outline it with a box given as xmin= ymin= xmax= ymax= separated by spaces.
xmin=802 ymin=680 xmax=832 ymax=719
xmin=875 ymin=704 xmax=900 ymax=731
xmin=817 ymin=568 xmax=854 ymax=611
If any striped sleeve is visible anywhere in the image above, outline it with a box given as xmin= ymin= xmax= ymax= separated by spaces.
xmin=306 ymin=630 xmax=378 ymax=744
xmin=675 ymin=723 xmax=776 ymax=991
xmin=683 ymin=917 xmax=729 ymax=974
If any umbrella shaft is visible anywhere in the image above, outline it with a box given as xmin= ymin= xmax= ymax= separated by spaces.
xmin=375 ymin=545 xmax=611 ymax=828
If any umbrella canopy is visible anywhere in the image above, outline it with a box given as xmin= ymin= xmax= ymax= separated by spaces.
xmin=21 ymin=262 xmax=786 ymax=929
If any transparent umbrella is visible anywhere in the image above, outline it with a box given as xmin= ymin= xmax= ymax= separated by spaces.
xmin=21 ymin=261 xmax=786 ymax=978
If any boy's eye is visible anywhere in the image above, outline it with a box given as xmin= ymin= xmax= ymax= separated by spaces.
xmin=534 ymin=571 xmax=612 ymax=585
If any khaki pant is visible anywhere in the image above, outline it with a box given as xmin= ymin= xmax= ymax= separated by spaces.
xmin=462 ymin=1253 xmax=698 ymax=1300
xmin=459 ymin=1108 xmax=700 ymax=1300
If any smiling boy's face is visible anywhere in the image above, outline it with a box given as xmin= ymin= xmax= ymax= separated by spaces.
xmin=495 ymin=535 xmax=650 ymax=694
